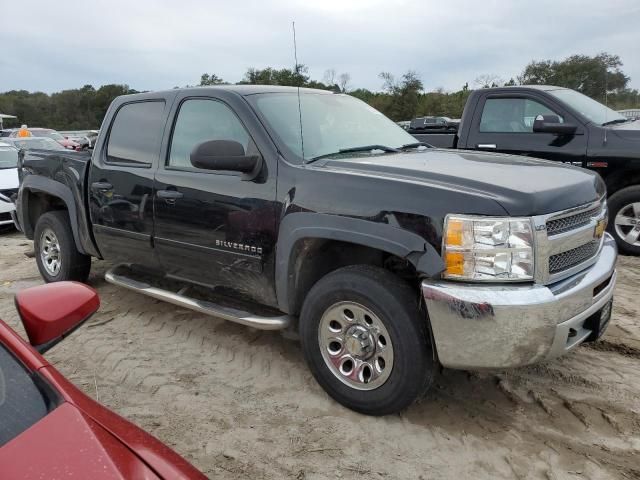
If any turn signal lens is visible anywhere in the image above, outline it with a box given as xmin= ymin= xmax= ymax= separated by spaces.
xmin=444 ymin=252 xmax=464 ymax=276
xmin=445 ymin=219 xmax=464 ymax=247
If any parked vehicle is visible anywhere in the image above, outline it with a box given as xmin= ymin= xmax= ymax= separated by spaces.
xmin=0 ymin=281 xmax=206 ymax=479
xmin=2 ymin=136 xmax=68 ymax=152
xmin=408 ymin=116 xmax=459 ymax=133
xmin=0 ymin=142 xmax=19 ymax=230
xmin=16 ymin=86 xmax=617 ymax=415
xmin=60 ymin=130 xmax=100 ymax=150
xmin=409 ymin=85 xmax=640 ymax=255
xmin=9 ymin=128 xmax=80 ymax=150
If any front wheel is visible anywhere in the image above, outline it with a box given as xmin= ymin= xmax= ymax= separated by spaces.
xmin=34 ymin=211 xmax=91 ymax=282
xmin=299 ymin=265 xmax=436 ymax=415
xmin=607 ymin=185 xmax=640 ymax=255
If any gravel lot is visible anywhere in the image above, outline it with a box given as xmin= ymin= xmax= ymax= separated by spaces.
xmin=1 ymin=230 xmax=639 ymax=479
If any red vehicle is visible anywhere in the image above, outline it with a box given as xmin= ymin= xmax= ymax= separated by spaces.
xmin=10 ymin=128 xmax=80 ymax=150
xmin=0 ymin=282 xmax=206 ymax=480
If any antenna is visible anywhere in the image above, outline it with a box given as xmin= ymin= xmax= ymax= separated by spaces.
xmin=603 ymin=65 xmax=608 ymax=144
xmin=292 ymin=21 xmax=305 ymax=162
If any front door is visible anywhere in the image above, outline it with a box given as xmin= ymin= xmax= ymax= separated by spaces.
xmin=153 ymin=94 xmax=279 ymax=307
xmin=467 ymin=94 xmax=588 ymax=166
xmin=89 ymin=98 xmax=171 ymax=268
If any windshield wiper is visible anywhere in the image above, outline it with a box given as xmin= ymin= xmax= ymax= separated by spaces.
xmin=306 ymin=145 xmax=400 ymax=164
xmin=602 ymin=118 xmax=629 ymax=126
xmin=400 ymin=142 xmax=434 ymax=150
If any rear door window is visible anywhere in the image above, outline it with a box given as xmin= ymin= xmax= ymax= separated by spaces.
xmin=106 ymin=101 xmax=165 ymax=166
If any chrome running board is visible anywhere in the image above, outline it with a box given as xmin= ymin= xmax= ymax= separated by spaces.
xmin=105 ymin=265 xmax=291 ymax=330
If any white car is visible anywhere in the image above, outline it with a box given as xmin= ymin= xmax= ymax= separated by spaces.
xmin=0 ymin=142 xmax=19 ymax=230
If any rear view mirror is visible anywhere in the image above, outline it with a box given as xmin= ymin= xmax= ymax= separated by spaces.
xmin=533 ymin=115 xmax=578 ymax=135
xmin=190 ymin=140 xmax=261 ymax=179
xmin=15 ymin=282 xmax=100 ymax=353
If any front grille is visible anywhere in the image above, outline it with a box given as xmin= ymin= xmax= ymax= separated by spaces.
xmin=546 ymin=205 xmax=602 ymax=236
xmin=0 ymin=212 xmax=11 ymax=221
xmin=549 ymin=240 xmax=600 ymax=274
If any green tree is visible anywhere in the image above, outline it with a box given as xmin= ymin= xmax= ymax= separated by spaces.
xmin=377 ymin=71 xmax=423 ymax=120
xmin=199 ymin=73 xmax=226 ymax=86
xmin=519 ymin=53 xmax=629 ymax=103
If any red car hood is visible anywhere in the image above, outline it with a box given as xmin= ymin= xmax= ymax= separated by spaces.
xmin=0 ymin=403 xmax=160 ymax=479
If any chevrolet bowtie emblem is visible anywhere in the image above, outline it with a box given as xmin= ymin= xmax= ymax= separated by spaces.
xmin=595 ymin=218 xmax=607 ymax=239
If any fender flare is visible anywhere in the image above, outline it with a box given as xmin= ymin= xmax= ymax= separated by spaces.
xmin=19 ymin=175 xmax=86 ymax=254
xmin=275 ymin=212 xmax=445 ymax=314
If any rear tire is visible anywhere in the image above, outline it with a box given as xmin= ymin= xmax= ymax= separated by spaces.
xmin=34 ymin=211 xmax=91 ymax=282
xmin=299 ymin=265 xmax=436 ymax=415
xmin=607 ymin=186 xmax=640 ymax=255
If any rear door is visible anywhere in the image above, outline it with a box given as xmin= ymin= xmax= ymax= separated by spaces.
xmin=466 ymin=93 xmax=588 ymax=166
xmin=153 ymin=91 xmax=279 ymax=307
xmin=89 ymin=95 xmax=174 ymax=267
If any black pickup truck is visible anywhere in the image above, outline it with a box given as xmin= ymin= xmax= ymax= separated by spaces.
xmin=410 ymin=85 xmax=640 ymax=255
xmin=16 ymin=86 xmax=617 ymax=415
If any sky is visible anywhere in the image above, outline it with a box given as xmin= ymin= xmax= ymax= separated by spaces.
xmin=1 ymin=0 xmax=639 ymax=94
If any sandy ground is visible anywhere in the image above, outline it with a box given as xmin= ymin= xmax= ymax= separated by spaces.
xmin=0 ymin=230 xmax=638 ymax=479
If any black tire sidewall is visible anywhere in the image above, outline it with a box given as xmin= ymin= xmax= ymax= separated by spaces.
xmin=34 ymin=211 xmax=89 ymax=282
xmin=300 ymin=266 xmax=434 ymax=415
xmin=607 ymin=186 xmax=640 ymax=256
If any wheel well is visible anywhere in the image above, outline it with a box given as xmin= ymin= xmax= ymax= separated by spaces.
xmin=603 ymin=169 xmax=640 ymax=196
xmin=24 ymin=191 xmax=68 ymax=238
xmin=287 ymin=239 xmax=419 ymax=315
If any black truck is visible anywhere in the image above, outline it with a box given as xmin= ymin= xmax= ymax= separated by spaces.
xmin=16 ymin=86 xmax=617 ymax=415
xmin=409 ymin=85 xmax=640 ymax=255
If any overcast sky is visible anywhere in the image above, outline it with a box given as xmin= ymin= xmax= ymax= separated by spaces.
xmin=1 ymin=0 xmax=639 ymax=94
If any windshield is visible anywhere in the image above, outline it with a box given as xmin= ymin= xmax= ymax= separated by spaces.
xmin=250 ymin=93 xmax=416 ymax=161
xmin=548 ymin=89 xmax=626 ymax=126
xmin=0 ymin=149 xmax=18 ymax=169
xmin=32 ymin=130 xmax=64 ymax=141
xmin=9 ymin=138 xmax=66 ymax=151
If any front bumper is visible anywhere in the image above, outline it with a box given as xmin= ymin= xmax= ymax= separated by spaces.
xmin=421 ymin=233 xmax=617 ymax=369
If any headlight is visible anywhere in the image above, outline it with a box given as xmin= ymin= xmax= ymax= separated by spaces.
xmin=442 ymin=215 xmax=534 ymax=281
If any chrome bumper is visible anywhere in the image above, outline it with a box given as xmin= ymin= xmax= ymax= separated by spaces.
xmin=421 ymin=233 xmax=617 ymax=369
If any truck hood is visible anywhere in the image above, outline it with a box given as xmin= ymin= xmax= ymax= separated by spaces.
xmin=317 ymin=149 xmax=605 ymax=216
xmin=608 ymin=119 xmax=640 ymax=141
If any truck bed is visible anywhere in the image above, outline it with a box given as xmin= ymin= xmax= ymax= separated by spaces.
xmin=411 ymin=133 xmax=457 ymax=148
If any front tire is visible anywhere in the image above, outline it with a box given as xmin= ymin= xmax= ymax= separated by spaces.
xmin=299 ymin=265 xmax=436 ymax=415
xmin=34 ymin=211 xmax=91 ymax=282
xmin=607 ymin=185 xmax=640 ymax=255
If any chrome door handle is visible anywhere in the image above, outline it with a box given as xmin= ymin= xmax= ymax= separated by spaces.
xmin=156 ymin=190 xmax=183 ymax=205
xmin=477 ymin=144 xmax=497 ymax=149
xmin=91 ymin=181 xmax=113 ymax=191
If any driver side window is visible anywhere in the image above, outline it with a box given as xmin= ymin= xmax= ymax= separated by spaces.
xmin=480 ymin=98 xmax=563 ymax=133
xmin=168 ymin=99 xmax=251 ymax=169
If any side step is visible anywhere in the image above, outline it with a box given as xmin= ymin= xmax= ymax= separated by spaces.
xmin=104 ymin=265 xmax=292 ymax=331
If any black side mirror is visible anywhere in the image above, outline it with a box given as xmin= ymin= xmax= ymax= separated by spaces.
xmin=533 ymin=115 xmax=578 ymax=135
xmin=190 ymin=140 xmax=261 ymax=179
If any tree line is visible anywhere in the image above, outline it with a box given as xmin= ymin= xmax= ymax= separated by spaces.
xmin=1 ymin=52 xmax=639 ymax=130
